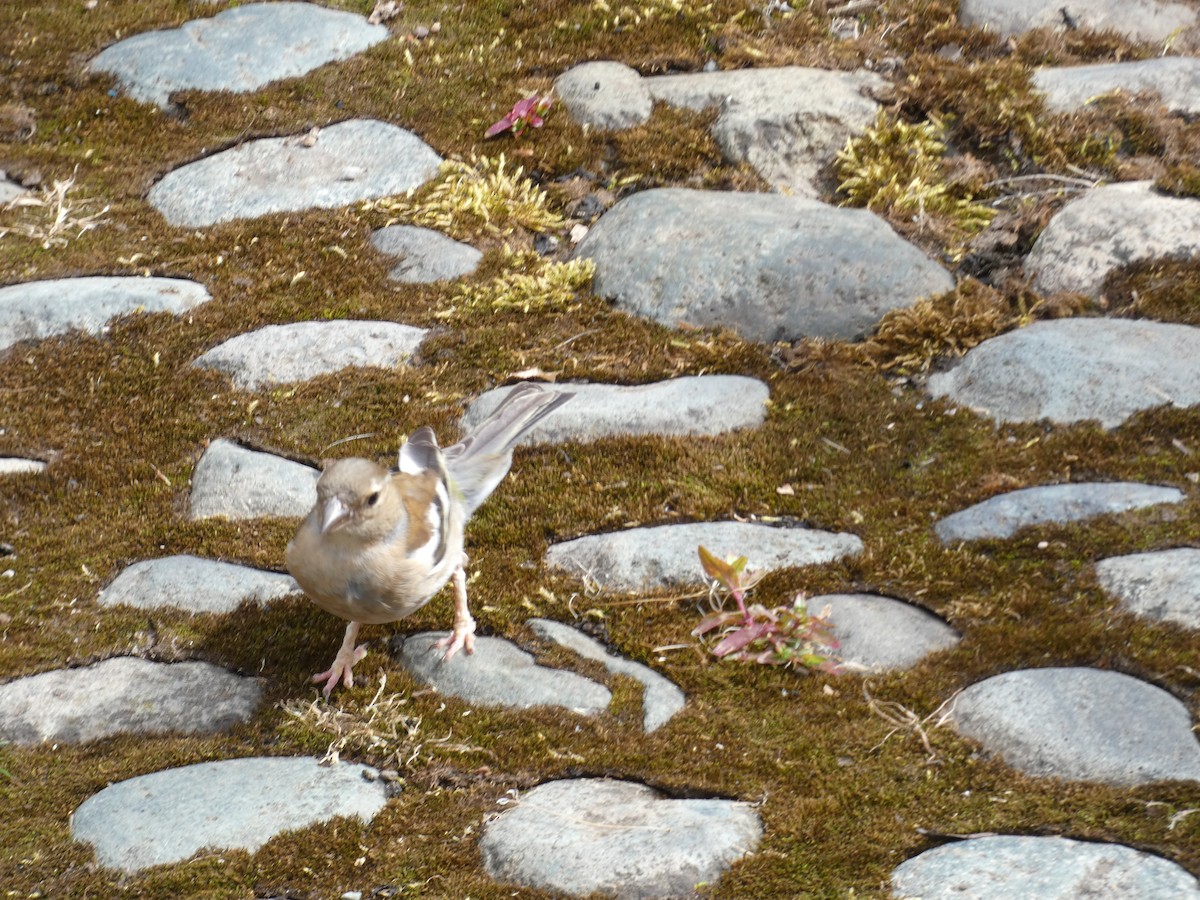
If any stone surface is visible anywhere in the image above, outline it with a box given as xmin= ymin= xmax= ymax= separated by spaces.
xmin=193 ymin=319 xmax=427 ymax=390
xmin=72 ymin=757 xmax=387 ymax=872
xmin=812 ymin=594 xmax=960 ymax=672
xmin=575 ymin=188 xmax=954 ymax=342
xmin=88 ymin=2 xmax=388 ymax=109
xmin=0 ymin=173 xmax=27 ymax=204
xmin=461 ymin=376 xmax=770 ymax=444
xmin=892 ymin=835 xmax=1200 ymax=899
xmin=960 ymin=0 xmax=1197 ymax=43
xmin=98 ymin=554 xmax=298 ymax=614
xmin=0 ymin=457 xmax=46 ymax=475
xmin=1025 ymin=181 xmax=1200 ymax=298
xmin=934 ymin=482 xmax=1184 ymax=544
xmin=0 ymin=657 xmax=261 ymax=746
xmin=370 ymin=225 xmax=483 ymax=283
xmin=1035 ymin=56 xmax=1200 ymax=115
xmin=547 ymin=521 xmax=863 ymax=592
xmin=189 ymin=438 xmax=317 ymax=520
xmin=480 ymin=778 xmax=762 ymax=898
xmin=554 ymin=61 xmax=653 ymax=129
xmin=949 ymin=667 xmax=1200 ymax=785
xmin=149 ymin=119 xmax=442 ymax=228
xmin=0 ymin=276 xmax=211 ymax=353
xmin=396 ymin=632 xmax=611 ymax=716
xmin=1096 ymin=547 xmax=1200 ymax=629
xmin=927 ymin=318 xmax=1200 ymax=428
xmin=529 ymin=618 xmax=685 ymax=732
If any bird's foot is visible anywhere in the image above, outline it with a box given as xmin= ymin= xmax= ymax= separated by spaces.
xmin=433 ymin=614 xmax=476 ymax=662
xmin=312 ymin=642 xmax=368 ymax=698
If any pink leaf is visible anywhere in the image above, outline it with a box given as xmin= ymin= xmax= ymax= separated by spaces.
xmin=712 ymin=621 xmax=773 ymax=657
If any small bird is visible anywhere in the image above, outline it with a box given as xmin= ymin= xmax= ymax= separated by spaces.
xmin=287 ymin=383 xmax=572 ymax=697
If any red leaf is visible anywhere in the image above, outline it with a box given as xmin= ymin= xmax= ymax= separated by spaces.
xmin=712 ymin=621 xmax=772 ymax=657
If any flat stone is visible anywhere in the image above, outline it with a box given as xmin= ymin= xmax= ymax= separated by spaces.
xmin=892 ymin=835 xmax=1200 ymax=899
xmin=1035 ymin=56 xmax=1200 ymax=115
xmin=72 ymin=756 xmax=386 ymax=873
xmin=189 ymin=439 xmax=317 ymax=520
xmin=149 ymin=119 xmax=442 ymax=228
xmin=461 ymin=376 xmax=769 ymax=444
xmin=98 ymin=555 xmax=298 ymax=614
xmin=0 ymin=174 xmax=27 ymax=204
xmin=0 ymin=657 xmax=261 ymax=746
xmin=960 ymin=0 xmax=1197 ymax=43
xmin=480 ymin=778 xmax=762 ymax=898
xmin=1096 ymin=547 xmax=1200 ymax=629
xmin=396 ymin=633 xmax=611 ymax=716
xmin=370 ymin=225 xmax=483 ymax=283
xmin=927 ymin=318 xmax=1200 ymax=428
xmin=528 ymin=618 xmax=685 ymax=732
xmin=88 ymin=2 xmax=388 ymax=109
xmin=547 ymin=522 xmax=863 ymax=592
xmin=0 ymin=457 xmax=47 ymax=475
xmin=193 ymin=320 xmax=428 ymax=390
xmin=0 ymin=276 xmax=211 ymax=354
xmin=812 ymin=594 xmax=960 ymax=672
xmin=1026 ymin=181 xmax=1200 ymax=298
xmin=554 ymin=61 xmax=654 ymax=129
xmin=934 ymin=481 xmax=1184 ymax=544
xmin=949 ymin=667 xmax=1200 ymax=785
xmin=574 ymin=189 xmax=954 ymax=342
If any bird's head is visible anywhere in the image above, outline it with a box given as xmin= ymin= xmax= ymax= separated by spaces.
xmin=315 ymin=457 xmax=398 ymax=539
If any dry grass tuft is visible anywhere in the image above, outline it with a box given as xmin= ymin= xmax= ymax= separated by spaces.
xmin=0 ymin=170 xmax=109 ymax=249
xmin=446 ymin=251 xmax=595 ymax=316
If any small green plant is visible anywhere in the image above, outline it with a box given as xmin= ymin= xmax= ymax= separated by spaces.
xmin=447 ymin=250 xmax=595 ymax=315
xmin=691 ymin=545 xmax=840 ymax=673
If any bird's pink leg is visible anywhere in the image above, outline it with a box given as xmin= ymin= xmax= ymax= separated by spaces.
xmin=312 ymin=620 xmax=368 ymax=698
xmin=433 ymin=563 xmax=476 ymax=661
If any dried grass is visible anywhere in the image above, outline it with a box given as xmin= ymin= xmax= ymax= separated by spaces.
xmin=0 ymin=170 xmax=109 ymax=249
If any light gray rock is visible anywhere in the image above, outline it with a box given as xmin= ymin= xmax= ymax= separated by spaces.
xmin=371 ymin=225 xmax=483 ymax=283
xmin=88 ymin=2 xmax=388 ymax=109
xmin=1096 ymin=547 xmax=1200 ymax=629
xmin=0 ymin=276 xmax=211 ymax=353
xmin=193 ymin=320 xmax=427 ymax=390
xmin=396 ymin=632 xmax=611 ymax=716
xmin=98 ymin=555 xmax=298 ymax=614
xmin=892 ymin=835 xmax=1200 ymax=899
xmin=812 ymin=594 xmax=959 ymax=672
xmin=1026 ymin=181 xmax=1200 ymax=298
xmin=72 ymin=756 xmax=386 ymax=872
xmin=645 ymin=67 xmax=885 ymax=195
xmin=149 ymin=119 xmax=442 ymax=228
xmin=927 ymin=318 xmax=1200 ymax=428
xmin=480 ymin=778 xmax=762 ymax=898
xmin=1035 ymin=56 xmax=1200 ymax=115
xmin=554 ymin=61 xmax=653 ymax=129
xmin=528 ymin=618 xmax=685 ymax=732
xmin=189 ymin=438 xmax=317 ymax=520
xmin=575 ymin=189 xmax=954 ymax=342
xmin=934 ymin=482 xmax=1184 ymax=544
xmin=0 ymin=657 xmax=261 ymax=746
xmin=547 ymin=521 xmax=863 ymax=592
xmin=0 ymin=457 xmax=46 ymax=475
xmin=461 ymin=376 xmax=769 ymax=444
xmin=960 ymin=0 xmax=1197 ymax=43
xmin=0 ymin=174 xmax=27 ymax=204
xmin=949 ymin=667 xmax=1200 ymax=785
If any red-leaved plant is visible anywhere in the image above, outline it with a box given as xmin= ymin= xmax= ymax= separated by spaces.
xmin=691 ymin=545 xmax=841 ymax=673
xmin=485 ymin=94 xmax=553 ymax=139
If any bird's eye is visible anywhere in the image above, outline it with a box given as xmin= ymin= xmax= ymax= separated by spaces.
xmin=366 ymin=491 xmax=381 ymax=507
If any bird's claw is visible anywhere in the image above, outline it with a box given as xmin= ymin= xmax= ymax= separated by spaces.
xmin=312 ymin=642 xmax=368 ymax=698
xmin=433 ymin=615 xmax=476 ymax=662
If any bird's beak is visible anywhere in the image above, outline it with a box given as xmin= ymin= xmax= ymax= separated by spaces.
xmin=321 ymin=496 xmax=349 ymax=534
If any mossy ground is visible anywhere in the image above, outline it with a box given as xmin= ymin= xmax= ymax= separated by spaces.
xmin=1 ymin=1 xmax=1198 ymax=897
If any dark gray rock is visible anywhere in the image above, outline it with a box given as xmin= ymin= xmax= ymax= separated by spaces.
xmin=72 ymin=757 xmax=387 ymax=872
xmin=148 ymin=119 xmax=442 ymax=228
xmin=949 ymin=667 xmax=1200 ymax=785
xmin=575 ymin=188 xmax=954 ymax=342
xmin=0 ymin=658 xmax=261 ymax=746
xmin=892 ymin=835 xmax=1200 ymax=899
xmin=960 ymin=0 xmax=1197 ymax=43
xmin=88 ymin=2 xmax=388 ymax=109
xmin=813 ymin=593 xmax=959 ymax=672
xmin=193 ymin=320 xmax=427 ymax=390
xmin=927 ymin=318 xmax=1200 ymax=428
xmin=1096 ymin=547 xmax=1200 ymax=629
xmin=935 ymin=482 xmax=1184 ymax=544
xmin=1035 ymin=56 xmax=1200 ymax=115
xmin=555 ymin=61 xmax=653 ymax=129
xmin=547 ymin=521 xmax=863 ymax=592
xmin=461 ymin=376 xmax=769 ymax=444
xmin=0 ymin=276 xmax=211 ymax=353
xmin=371 ymin=225 xmax=483 ymax=283
xmin=98 ymin=555 xmax=298 ymax=614
xmin=189 ymin=439 xmax=317 ymax=520
xmin=396 ymin=632 xmax=611 ymax=716
xmin=480 ymin=778 xmax=762 ymax=898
